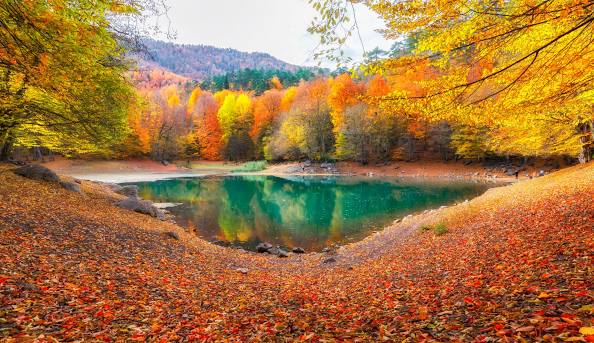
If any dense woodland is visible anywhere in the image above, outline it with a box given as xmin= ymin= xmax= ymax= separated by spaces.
xmin=0 ymin=0 xmax=592 ymax=164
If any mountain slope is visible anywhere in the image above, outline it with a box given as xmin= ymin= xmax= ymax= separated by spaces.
xmin=140 ymin=39 xmax=304 ymax=81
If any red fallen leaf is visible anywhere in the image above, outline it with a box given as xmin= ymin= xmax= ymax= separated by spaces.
xmin=130 ymin=332 xmax=146 ymax=341
xmin=464 ymin=297 xmax=475 ymax=304
xmin=494 ymin=323 xmax=505 ymax=330
xmin=0 ymin=277 xmax=8 ymax=286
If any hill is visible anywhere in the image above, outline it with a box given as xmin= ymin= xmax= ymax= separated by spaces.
xmin=139 ymin=39 xmax=307 ymax=81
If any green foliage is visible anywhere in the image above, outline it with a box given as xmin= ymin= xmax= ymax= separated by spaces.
xmin=420 ymin=222 xmax=448 ymax=235
xmin=434 ymin=223 xmax=448 ymax=236
xmin=232 ymin=160 xmax=267 ymax=173
xmin=0 ymin=0 xmax=155 ymax=158
xmin=202 ymin=68 xmax=319 ymax=94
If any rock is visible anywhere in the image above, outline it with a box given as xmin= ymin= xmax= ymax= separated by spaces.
xmin=286 ymin=165 xmax=304 ymax=173
xmin=538 ymin=170 xmax=545 ymax=176
xmin=267 ymin=246 xmax=280 ymax=255
xmin=152 ymin=202 xmax=183 ymax=209
xmin=165 ymin=231 xmax=180 ymax=240
xmin=212 ymin=240 xmax=229 ymax=247
xmin=117 ymin=197 xmax=165 ymax=220
xmin=106 ymin=183 xmax=123 ymax=192
xmin=277 ymin=249 xmax=289 ymax=258
xmin=323 ymin=257 xmax=336 ymax=264
xmin=321 ymin=247 xmax=331 ymax=253
xmin=59 ymin=180 xmax=81 ymax=193
xmin=292 ymin=247 xmax=305 ymax=254
xmin=73 ymin=178 xmax=82 ymax=184
xmin=256 ymin=242 xmax=273 ymax=253
xmin=320 ymin=162 xmax=334 ymax=169
xmin=116 ymin=185 xmax=139 ymax=198
xmin=236 ymin=268 xmax=248 ymax=274
xmin=303 ymin=160 xmax=312 ymax=167
xmin=14 ymin=164 xmax=59 ymax=183
xmin=161 ymin=160 xmax=170 ymax=166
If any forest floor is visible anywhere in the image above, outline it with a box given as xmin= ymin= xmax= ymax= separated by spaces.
xmin=42 ymin=157 xmax=558 ymax=183
xmin=1 ymin=162 xmax=593 ymax=341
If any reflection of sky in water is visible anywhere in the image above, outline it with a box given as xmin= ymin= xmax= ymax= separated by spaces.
xmin=130 ymin=176 xmax=493 ymax=251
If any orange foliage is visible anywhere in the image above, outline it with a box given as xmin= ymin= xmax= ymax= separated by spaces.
xmin=251 ymin=89 xmax=283 ymax=139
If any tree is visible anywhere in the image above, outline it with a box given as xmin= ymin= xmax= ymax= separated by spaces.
xmin=0 ymin=0 xmax=168 ymax=159
xmin=217 ymin=93 xmax=254 ymax=160
xmin=251 ymin=89 xmax=283 ymax=159
xmin=328 ymin=74 xmax=364 ymax=159
xmin=308 ymin=0 xmax=594 ymax=162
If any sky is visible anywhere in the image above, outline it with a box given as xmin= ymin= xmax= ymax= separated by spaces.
xmin=156 ymin=0 xmax=393 ymax=67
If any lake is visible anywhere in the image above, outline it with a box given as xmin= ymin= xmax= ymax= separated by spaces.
xmin=131 ymin=175 xmax=493 ymax=251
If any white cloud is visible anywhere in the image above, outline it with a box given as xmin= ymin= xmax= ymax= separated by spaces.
xmin=158 ymin=0 xmax=393 ymax=67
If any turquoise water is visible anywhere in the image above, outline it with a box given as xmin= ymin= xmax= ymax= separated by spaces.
xmin=132 ymin=175 xmax=492 ymax=251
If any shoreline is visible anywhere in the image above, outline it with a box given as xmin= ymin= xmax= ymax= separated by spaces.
xmin=38 ymin=158 xmax=556 ymax=183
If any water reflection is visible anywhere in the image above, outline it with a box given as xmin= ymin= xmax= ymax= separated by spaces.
xmin=132 ymin=175 xmax=492 ymax=251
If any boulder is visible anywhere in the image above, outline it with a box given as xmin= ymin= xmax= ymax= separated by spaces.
xmin=106 ymin=183 xmax=123 ymax=192
xmin=277 ymin=249 xmax=289 ymax=258
xmin=256 ymin=242 xmax=273 ymax=253
xmin=59 ymin=181 xmax=81 ymax=193
xmin=116 ymin=185 xmax=139 ymax=198
xmin=165 ymin=231 xmax=180 ymax=240
xmin=292 ymin=247 xmax=305 ymax=254
xmin=14 ymin=164 xmax=59 ymax=183
xmin=303 ymin=160 xmax=312 ymax=167
xmin=323 ymin=257 xmax=336 ymax=264
xmin=320 ymin=162 xmax=334 ymax=169
xmin=117 ymin=197 xmax=165 ymax=220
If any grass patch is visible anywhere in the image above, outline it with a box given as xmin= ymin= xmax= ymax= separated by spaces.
xmin=419 ymin=222 xmax=449 ymax=235
xmin=434 ymin=223 xmax=448 ymax=236
xmin=232 ymin=161 xmax=267 ymax=173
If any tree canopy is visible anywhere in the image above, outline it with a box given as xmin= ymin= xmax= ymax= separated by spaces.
xmin=0 ymin=0 xmax=167 ymax=158
xmin=308 ymin=0 xmax=594 ymax=162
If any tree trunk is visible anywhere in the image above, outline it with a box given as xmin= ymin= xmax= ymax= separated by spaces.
xmin=0 ymin=130 xmax=14 ymax=161
xmin=577 ymin=121 xmax=593 ymax=164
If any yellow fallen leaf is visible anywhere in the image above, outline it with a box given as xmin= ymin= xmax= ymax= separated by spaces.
xmin=537 ymin=292 xmax=551 ymax=299
xmin=579 ymin=327 xmax=594 ymax=335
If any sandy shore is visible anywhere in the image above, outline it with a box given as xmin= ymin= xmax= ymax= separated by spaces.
xmin=42 ymin=158 xmax=556 ymax=183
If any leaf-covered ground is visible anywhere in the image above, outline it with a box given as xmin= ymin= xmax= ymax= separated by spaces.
xmin=0 ymin=163 xmax=592 ymax=341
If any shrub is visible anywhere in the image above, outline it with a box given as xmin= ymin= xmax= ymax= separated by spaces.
xmin=419 ymin=222 xmax=449 ymax=235
xmin=232 ymin=160 xmax=267 ymax=172
xmin=434 ymin=223 xmax=448 ymax=236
